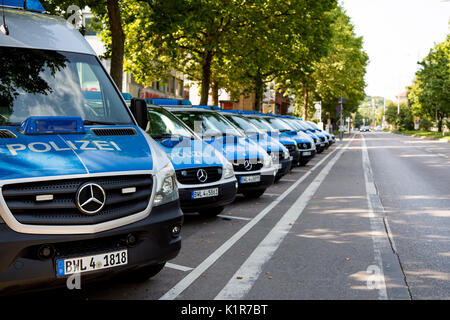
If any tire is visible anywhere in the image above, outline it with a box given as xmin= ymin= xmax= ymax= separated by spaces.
xmin=242 ymin=189 xmax=266 ymax=199
xmin=274 ymin=175 xmax=283 ymax=182
xmin=198 ymin=206 xmax=224 ymax=217
xmin=126 ymin=263 xmax=166 ymax=282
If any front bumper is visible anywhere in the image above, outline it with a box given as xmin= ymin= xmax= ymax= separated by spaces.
xmin=0 ymin=200 xmax=183 ymax=295
xmin=299 ymin=149 xmax=316 ymax=163
xmin=275 ymin=158 xmax=292 ymax=178
xmin=178 ymin=180 xmax=237 ymax=213
xmin=235 ymin=169 xmax=275 ymax=193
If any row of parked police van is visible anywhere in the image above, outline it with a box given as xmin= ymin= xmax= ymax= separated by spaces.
xmin=0 ymin=2 xmax=334 ymax=294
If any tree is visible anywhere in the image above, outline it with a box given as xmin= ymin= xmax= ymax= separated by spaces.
xmin=46 ymin=0 xmax=127 ymax=91
xmin=408 ymin=34 xmax=450 ymax=132
xmin=305 ymin=6 xmax=368 ymax=122
xmin=124 ymin=0 xmax=255 ymax=105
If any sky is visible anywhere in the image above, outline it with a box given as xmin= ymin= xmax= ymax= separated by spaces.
xmin=341 ymin=0 xmax=449 ymax=101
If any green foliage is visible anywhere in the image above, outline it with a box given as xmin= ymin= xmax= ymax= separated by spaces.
xmin=408 ymin=34 xmax=450 ymax=132
xmin=385 ymin=102 xmax=414 ymax=131
xmin=419 ymin=118 xmax=432 ymax=131
xmin=284 ymin=5 xmax=368 ymax=121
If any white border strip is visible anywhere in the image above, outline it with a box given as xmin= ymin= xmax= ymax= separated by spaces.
xmin=159 ymin=139 xmax=351 ymax=300
xmin=166 ymin=263 xmax=194 ymax=272
xmin=361 ymin=134 xmax=388 ymax=300
xmin=215 ymin=136 xmax=354 ymax=300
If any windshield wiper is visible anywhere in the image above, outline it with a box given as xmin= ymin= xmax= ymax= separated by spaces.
xmin=151 ymin=133 xmax=192 ymax=140
xmin=83 ymin=120 xmax=118 ymax=126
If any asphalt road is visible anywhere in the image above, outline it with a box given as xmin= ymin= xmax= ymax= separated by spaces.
xmin=22 ymin=132 xmax=450 ymax=300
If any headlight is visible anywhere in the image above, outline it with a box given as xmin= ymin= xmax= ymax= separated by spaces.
xmin=263 ymin=153 xmax=273 ymax=168
xmin=270 ymin=151 xmax=278 ymax=163
xmin=283 ymin=148 xmax=290 ymax=160
xmin=223 ymin=161 xmax=235 ymax=179
xmin=153 ymin=162 xmax=178 ymax=207
xmin=293 ymin=140 xmax=299 ymax=151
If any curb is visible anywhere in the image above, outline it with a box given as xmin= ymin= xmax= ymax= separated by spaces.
xmin=392 ymin=132 xmax=450 ymax=143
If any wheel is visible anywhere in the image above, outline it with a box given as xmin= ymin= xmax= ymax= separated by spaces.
xmin=126 ymin=263 xmax=166 ymax=282
xmin=198 ymin=206 xmax=224 ymax=217
xmin=274 ymin=175 xmax=283 ymax=182
xmin=242 ymin=189 xmax=266 ymax=199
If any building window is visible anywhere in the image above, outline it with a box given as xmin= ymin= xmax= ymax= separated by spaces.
xmin=84 ymin=17 xmax=99 ymax=36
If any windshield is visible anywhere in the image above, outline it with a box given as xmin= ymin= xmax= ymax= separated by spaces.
xmin=247 ymin=116 xmax=276 ymax=132
xmin=264 ymin=117 xmax=294 ymax=132
xmin=0 ymin=47 xmax=133 ymax=126
xmin=306 ymin=121 xmax=320 ymax=130
xmin=292 ymin=119 xmax=310 ymax=130
xmin=147 ymin=107 xmax=196 ymax=139
xmin=222 ymin=114 xmax=262 ymax=134
xmin=280 ymin=118 xmax=301 ymax=131
xmin=301 ymin=121 xmax=316 ymax=130
xmin=171 ymin=110 xmax=243 ymax=137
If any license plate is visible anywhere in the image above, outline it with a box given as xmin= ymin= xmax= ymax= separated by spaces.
xmin=192 ymin=188 xmax=219 ymax=199
xmin=56 ymin=249 xmax=128 ymax=277
xmin=303 ymin=151 xmax=311 ymax=156
xmin=240 ymin=175 xmax=261 ymax=184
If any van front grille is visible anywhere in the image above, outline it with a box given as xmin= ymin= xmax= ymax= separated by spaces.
xmin=176 ymin=167 xmax=222 ymax=184
xmin=1 ymin=175 xmax=153 ymax=225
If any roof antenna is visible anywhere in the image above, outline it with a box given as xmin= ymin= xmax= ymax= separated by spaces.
xmin=0 ymin=0 xmax=9 ymax=35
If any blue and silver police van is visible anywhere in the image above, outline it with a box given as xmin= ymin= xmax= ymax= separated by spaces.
xmin=219 ymin=110 xmax=293 ymax=182
xmin=146 ymin=105 xmax=237 ymax=216
xmin=0 ymin=3 xmax=182 ymax=293
xmin=244 ymin=113 xmax=316 ymax=166
xmin=164 ymin=107 xmax=277 ymax=199
xmin=305 ymin=120 xmax=335 ymax=145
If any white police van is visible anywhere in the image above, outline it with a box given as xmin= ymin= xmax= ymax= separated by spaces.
xmin=0 ymin=2 xmax=182 ymax=294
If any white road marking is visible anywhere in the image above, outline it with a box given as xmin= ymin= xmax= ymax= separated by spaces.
xmin=165 ymin=263 xmax=194 ymax=272
xmin=361 ymin=134 xmax=389 ymax=300
xmin=263 ymin=193 xmax=282 ymax=197
xmin=217 ymin=215 xmax=252 ymax=221
xmin=215 ymin=136 xmax=354 ymax=300
xmin=279 ymin=179 xmax=298 ymax=182
xmin=159 ymin=140 xmax=349 ymax=300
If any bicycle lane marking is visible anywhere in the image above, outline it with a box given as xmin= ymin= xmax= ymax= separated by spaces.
xmin=159 ymin=139 xmax=350 ymax=300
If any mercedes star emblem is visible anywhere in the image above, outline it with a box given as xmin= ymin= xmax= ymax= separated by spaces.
xmin=197 ymin=169 xmax=208 ymax=183
xmin=244 ymin=160 xmax=253 ymax=171
xmin=76 ymin=183 xmax=106 ymax=215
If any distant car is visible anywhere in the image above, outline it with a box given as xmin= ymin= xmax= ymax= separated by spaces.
xmin=375 ymin=125 xmax=382 ymax=131
xmin=360 ymin=126 xmax=370 ymax=132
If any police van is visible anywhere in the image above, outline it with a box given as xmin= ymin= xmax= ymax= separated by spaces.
xmin=164 ymin=107 xmax=276 ymax=199
xmin=146 ymin=104 xmax=237 ymax=216
xmin=244 ymin=113 xmax=316 ymax=166
xmin=219 ymin=110 xmax=293 ymax=182
xmin=0 ymin=3 xmax=182 ymax=293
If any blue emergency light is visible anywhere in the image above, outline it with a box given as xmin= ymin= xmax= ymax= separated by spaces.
xmin=20 ymin=116 xmax=85 ymax=135
xmin=1 ymin=0 xmax=45 ymax=12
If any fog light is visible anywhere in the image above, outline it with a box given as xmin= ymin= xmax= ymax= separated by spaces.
xmin=126 ymin=233 xmax=137 ymax=246
xmin=171 ymin=225 xmax=181 ymax=237
xmin=38 ymin=245 xmax=54 ymax=260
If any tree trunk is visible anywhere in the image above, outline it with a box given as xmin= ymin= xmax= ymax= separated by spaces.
xmin=107 ymin=0 xmax=125 ymax=92
xmin=211 ymin=79 xmax=219 ymax=106
xmin=254 ymin=76 xmax=264 ymax=112
xmin=302 ymin=84 xmax=309 ymax=120
xmin=200 ymin=50 xmax=213 ymax=105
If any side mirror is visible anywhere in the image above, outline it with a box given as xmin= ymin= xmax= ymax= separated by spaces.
xmin=130 ymin=98 xmax=148 ymax=130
